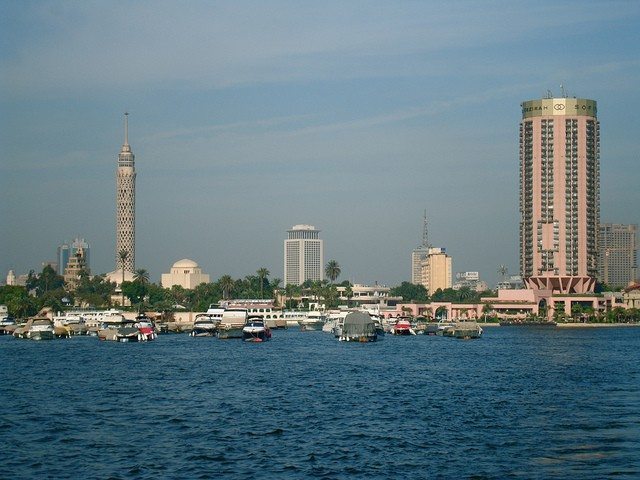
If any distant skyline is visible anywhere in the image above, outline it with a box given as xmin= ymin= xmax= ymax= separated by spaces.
xmin=2 ymin=1 xmax=639 ymax=288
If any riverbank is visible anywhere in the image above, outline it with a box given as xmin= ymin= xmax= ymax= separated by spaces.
xmin=557 ymin=322 xmax=640 ymax=328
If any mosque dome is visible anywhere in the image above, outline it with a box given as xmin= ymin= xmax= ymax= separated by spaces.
xmin=172 ymin=259 xmax=199 ymax=268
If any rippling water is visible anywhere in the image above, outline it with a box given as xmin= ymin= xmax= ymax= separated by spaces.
xmin=1 ymin=327 xmax=639 ymax=479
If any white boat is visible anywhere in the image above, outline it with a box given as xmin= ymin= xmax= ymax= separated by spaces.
xmin=324 ymin=311 xmax=350 ymax=337
xmin=14 ymin=317 xmax=55 ymax=340
xmin=282 ymin=310 xmax=310 ymax=328
xmin=52 ymin=312 xmax=87 ymax=336
xmin=242 ymin=317 xmax=272 ymax=342
xmin=0 ymin=306 xmax=16 ymax=335
xmin=442 ymin=321 xmax=483 ymax=339
xmin=191 ymin=314 xmax=218 ymax=337
xmin=217 ymin=308 xmax=247 ymax=339
xmin=298 ymin=311 xmax=326 ymax=331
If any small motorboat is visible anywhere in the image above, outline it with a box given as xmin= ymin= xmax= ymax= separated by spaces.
xmin=116 ymin=325 xmax=144 ymax=343
xmin=134 ymin=314 xmax=158 ymax=341
xmin=191 ymin=314 xmax=218 ymax=337
xmin=442 ymin=321 xmax=483 ymax=339
xmin=0 ymin=315 xmax=16 ymax=335
xmin=242 ymin=318 xmax=271 ymax=342
xmin=13 ymin=317 xmax=55 ymax=340
xmin=391 ymin=318 xmax=416 ymax=335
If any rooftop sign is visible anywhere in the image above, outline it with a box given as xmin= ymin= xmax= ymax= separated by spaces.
xmin=521 ymin=98 xmax=597 ymax=119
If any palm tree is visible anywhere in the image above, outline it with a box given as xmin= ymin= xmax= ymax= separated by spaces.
xmin=134 ymin=268 xmax=150 ymax=285
xmin=325 ymin=260 xmax=341 ymax=284
xmin=219 ymin=275 xmax=235 ymax=300
xmin=256 ymin=268 xmax=270 ymax=299
xmin=344 ymin=285 xmax=353 ymax=307
xmin=118 ymin=250 xmax=129 ymax=307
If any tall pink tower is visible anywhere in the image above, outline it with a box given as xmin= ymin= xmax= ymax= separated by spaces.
xmin=115 ymin=112 xmax=136 ymax=273
xmin=519 ymin=94 xmax=600 ymax=294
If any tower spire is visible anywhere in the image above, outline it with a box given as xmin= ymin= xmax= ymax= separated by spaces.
xmin=124 ymin=111 xmax=129 ymax=145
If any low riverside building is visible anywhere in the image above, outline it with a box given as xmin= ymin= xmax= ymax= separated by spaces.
xmin=624 ymin=283 xmax=640 ymax=309
xmin=392 ymin=288 xmax=627 ymax=321
xmin=161 ymin=259 xmax=210 ymax=289
xmin=336 ymin=283 xmax=402 ymax=308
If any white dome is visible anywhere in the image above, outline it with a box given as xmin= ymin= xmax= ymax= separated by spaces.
xmin=172 ymin=258 xmax=199 ymax=268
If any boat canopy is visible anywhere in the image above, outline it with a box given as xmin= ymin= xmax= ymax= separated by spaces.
xmin=342 ymin=312 xmax=376 ymax=336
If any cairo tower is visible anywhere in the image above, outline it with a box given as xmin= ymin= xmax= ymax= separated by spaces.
xmin=115 ymin=113 xmax=136 ymax=273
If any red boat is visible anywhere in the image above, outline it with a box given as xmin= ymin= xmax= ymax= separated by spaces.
xmin=392 ymin=318 xmax=415 ymax=336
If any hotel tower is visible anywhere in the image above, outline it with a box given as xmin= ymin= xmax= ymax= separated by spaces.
xmin=519 ymin=95 xmax=599 ymax=294
xmin=115 ymin=113 xmax=136 ymax=273
xmin=284 ymin=225 xmax=323 ymax=286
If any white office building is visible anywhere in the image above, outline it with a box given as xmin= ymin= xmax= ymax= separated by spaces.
xmin=284 ymin=225 xmax=323 ymax=286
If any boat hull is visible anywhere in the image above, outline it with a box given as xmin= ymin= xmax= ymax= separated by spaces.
xmin=339 ymin=334 xmax=377 ymax=342
xmin=217 ymin=327 xmax=244 ymax=339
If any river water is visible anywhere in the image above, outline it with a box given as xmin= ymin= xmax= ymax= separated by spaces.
xmin=1 ymin=327 xmax=639 ymax=479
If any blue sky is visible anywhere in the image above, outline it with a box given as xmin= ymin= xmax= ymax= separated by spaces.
xmin=2 ymin=1 xmax=639 ymax=287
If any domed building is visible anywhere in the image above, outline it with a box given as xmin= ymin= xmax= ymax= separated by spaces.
xmin=161 ymin=259 xmax=210 ymax=289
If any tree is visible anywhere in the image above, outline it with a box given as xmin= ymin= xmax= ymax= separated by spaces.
xmin=390 ymin=282 xmax=428 ymax=302
xmin=457 ymin=286 xmax=474 ymax=302
xmin=344 ymin=285 xmax=354 ymax=307
xmin=133 ymin=269 xmax=150 ymax=285
xmin=121 ymin=281 xmax=147 ymax=308
xmin=325 ymin=260 xmax=341 ymax=284
xmin=0 ymin=285 xmax=38 ymax=318
xmin=482 ymin=302 xmax=494 ymax=322
xmin=30 ymin=265 xmax=65 ymax=296
xmin=75 ymin=274 xmax=115 ymax=307
xmin=256 ymin=268 xmax=270 ymax=299
xmin=218 ymin=275 xmax=235 ymax=300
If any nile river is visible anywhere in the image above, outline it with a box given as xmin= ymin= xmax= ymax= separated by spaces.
xmin=1 ymin=327 xmax=639 ymax=479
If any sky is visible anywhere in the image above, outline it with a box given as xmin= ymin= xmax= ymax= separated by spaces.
xmin=1 ymin=0 xmax=639 ymax=288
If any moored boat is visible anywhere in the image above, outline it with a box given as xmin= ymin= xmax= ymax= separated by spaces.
xmin=191 ymin=314 xmax=219 ymax=337
xmin=135 ymin=313 xmax=158 ymax=341
xmin=0 ymin=309 xmax=16 ymax=335
xmin=339 ymin=312 xmax=377 ymax=342
xmin=391 ymin=318 xmax=416 ymax=335
xmin=242 ymin=317 xmax=272 ymax=342
xmin=13 ymin=317 xmax=55 ymax=340
xmin=298 ymin=311 xmax=326 ymax=331
xmin=217 ymin=308 xmax=247 ymax=339
xmin=442 ymin=321 xmax=483 ymax=339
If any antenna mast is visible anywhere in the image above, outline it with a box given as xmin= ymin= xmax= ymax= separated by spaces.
xmin=124 ymin=111 xmax=129 ymax=145
xmin=422 ymin=210 xmax=430 ymax=248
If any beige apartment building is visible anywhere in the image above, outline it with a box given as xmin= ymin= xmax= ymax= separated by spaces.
xmin=421 ymin=247 xmax=452 ymax=295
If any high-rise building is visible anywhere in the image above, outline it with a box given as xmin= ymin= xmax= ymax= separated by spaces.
xmin=71 ymin=237 xmax=90 ymax=272
xmin=411 ymin=210 xmax=430 ymax=284
xmin=421 ymin=247 xmax=452 ymax=295
xmin=57 ymin=243 xmax=70 ymax=275
xmin=284 ymin=225 xmax=323 ymax=286
xmin=57 ymin=238 xmax=90 ymax=276
xmin=64 ymin=246 xmax=88 ymax=289
xmin=598 ymin=223 xmax=638 ymax=288
xmin=519 ymin=95 xmax=600 ymax=294
xmin=116 ymin=113 xmax=136 ymax=273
